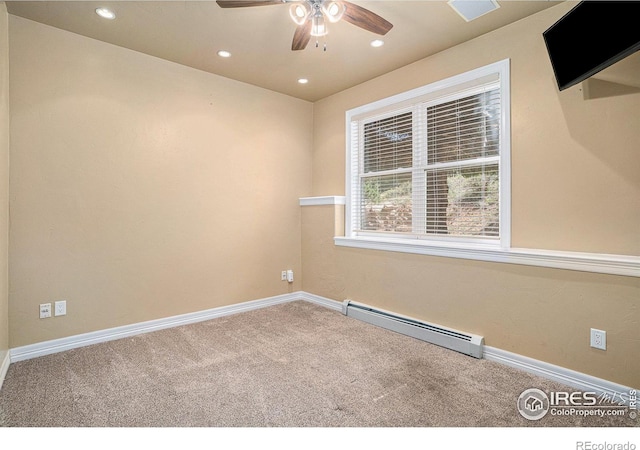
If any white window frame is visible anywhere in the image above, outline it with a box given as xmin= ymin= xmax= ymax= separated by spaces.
xmin=327 ymin=58 xmax=639 ymax=277
xmin=342 ymin=59 xmax=511 ymax=256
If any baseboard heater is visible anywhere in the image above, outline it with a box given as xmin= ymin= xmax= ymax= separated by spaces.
xmin=342 ymin=300 xmax=484 ymax=358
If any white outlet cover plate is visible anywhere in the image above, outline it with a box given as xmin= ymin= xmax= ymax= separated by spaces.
xmin=590 ymin=328 xmax=606 ymax=350
xmin=55 ymin=300 xmax=67 ymax=316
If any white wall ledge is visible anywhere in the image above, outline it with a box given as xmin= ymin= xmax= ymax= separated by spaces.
xmin=334 ymin=236 xmax=640 ymax=278
xmin=299 ymin=196 xmax=346 ymax=206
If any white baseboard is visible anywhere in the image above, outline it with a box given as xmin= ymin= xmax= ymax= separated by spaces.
xmin=0 ymin=350 xmax=10 ymax=391
xmin=5 ymin=291 xmax=635 ymax=404
xmin=484 ymin=346 xmax=636 ymax=405
xmin=298 ymin=291 xmax=343 ymax=311
xmin=10 ymin=292 xmax=302 ymax=363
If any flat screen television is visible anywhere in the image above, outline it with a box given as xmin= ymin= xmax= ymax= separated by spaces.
xmin=542 ymin=1 xmax=640 ymax=91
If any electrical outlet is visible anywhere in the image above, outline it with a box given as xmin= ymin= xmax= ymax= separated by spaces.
xmin=590 ymin=328 xmax=606 ymax=350
xmin=55 ymin=300 xmax=67 ymax=316
xmin=39 ymin=303 xmax=52 ymax=319
xmin=281 ymin=271 xmax=287 ymax=281
xmin=286 ymin=269 xmax=294 ymax=283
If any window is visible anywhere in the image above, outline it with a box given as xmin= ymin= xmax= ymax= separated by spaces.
xmin=344 ymin=60 xmax=511 ymax=251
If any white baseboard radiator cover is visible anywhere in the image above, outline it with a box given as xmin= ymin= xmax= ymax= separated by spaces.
xmin=342 ymin=300 xmax=484 ymax=358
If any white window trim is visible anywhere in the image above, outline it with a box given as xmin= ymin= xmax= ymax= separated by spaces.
xmin=345 ymin=60 xmax=511 ymax=248
xmin=338 ymin=59 xmax=640 ymax=278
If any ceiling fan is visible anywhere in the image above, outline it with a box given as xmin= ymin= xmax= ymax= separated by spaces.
xmin=216 ymin=0 xmax=393 ymax=51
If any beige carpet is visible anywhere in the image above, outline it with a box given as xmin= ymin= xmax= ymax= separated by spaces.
xmin=0 ymin=301 xmax=636 ymax=427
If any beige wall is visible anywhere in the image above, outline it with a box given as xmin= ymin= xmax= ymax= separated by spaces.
xmin=0 ymin=2 xmax=9 ymax=363
xmin=9 ymin=16 xmax=313 ymax=347
xmin=305 ymin=3 xmax=640 ymax=388
xmin=4 ymin=2 xmax=639 ymax=391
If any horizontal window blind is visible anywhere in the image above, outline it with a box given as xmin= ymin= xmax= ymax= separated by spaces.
xmin=351 ymin=79 xmax=502 ymax=242
xmin=363 ymin=111 xmax=413 ymax=173
xmin=427 ymin=89 xmax=501 ymax=164
xmin=425 ymin=163 xmax=499 ymax=237
xmin=360 ymin=172 xmax=412 ymax=233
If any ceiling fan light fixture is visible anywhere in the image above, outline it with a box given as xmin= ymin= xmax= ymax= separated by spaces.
xmin=322 ymin=1 xmax=345 ymax=23
xmin=310 ymin=13 xmax=327 ymax=37
xmin=289 ymin=3 xmax=310 ymax=26
xmin=215 ymin=0 xmax=393 ymax=52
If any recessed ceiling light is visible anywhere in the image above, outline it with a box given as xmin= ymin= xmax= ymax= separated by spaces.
xmin=298 ymin=78 xmax=309 ymax=84
xmin=95 ymin=7 xmax=116 ymax=20
xmin=217 ymin=50 xmax=232 ymax=58
xmin=371 ymin=39 xmax=384 ymax=48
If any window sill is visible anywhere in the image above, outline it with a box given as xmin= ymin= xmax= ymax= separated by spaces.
xmin=334 ymin=236 xmax=640 ymax=278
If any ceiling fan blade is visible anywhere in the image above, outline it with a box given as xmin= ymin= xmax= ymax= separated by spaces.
xmin=291 ymin=20 xmax=312 ymax=51
xmin=342 ymin=1 xmax=393 ymax=36
xmin=216 ymin=0 xmax=284 ymax=8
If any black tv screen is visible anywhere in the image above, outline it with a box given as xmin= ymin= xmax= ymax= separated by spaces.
xmin=543 ymin=1 xmax=640 ymax=91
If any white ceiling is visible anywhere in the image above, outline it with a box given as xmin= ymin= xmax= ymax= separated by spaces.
xmin=6 ymin=0 xmax=563 ymax=101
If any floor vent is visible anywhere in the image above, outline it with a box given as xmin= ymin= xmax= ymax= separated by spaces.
xmin=342 ymin=300 xmax=484 ymax=358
